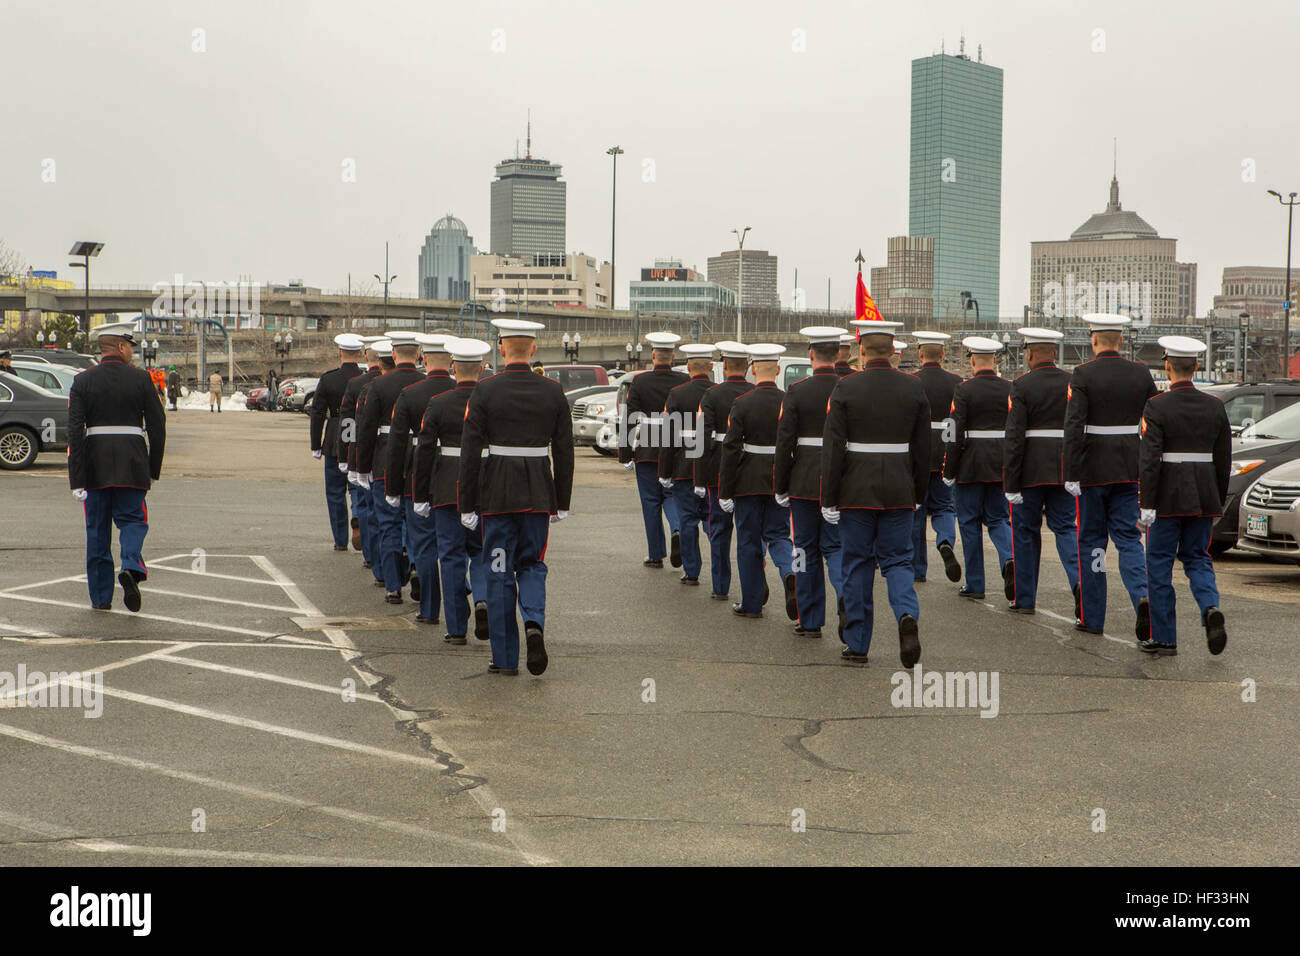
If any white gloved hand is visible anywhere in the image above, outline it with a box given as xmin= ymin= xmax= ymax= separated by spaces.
xmin=460 ymin=512 xmax=479 ymax=531
xmin=693 ymin=486 xmax=706 ymax=498
xmin=658 ymin=477 xmax=672 ymax=489
xmin=413 ymin=501 xmax=432 ymax=518
xmin=914 ymin=503 xmax=922 ymax=511
xmin=821 ymin=506 xmax=840 ymax=525
xmin=357 ymin=473 xmax=372 ymax=489
xmin=622 ymin=461 xmax=635 ymax=471
xmin=719 ymin=498 xmax=735 ymax=514
xmin=550 ymin=510 xmax=569 ymax=524
xmin=1005 ymin=492 xmax=1024 ymax=506
xmin=1064 ymin=481 xmax=1082 ymax=497
xmin=775 ymin=493 xmax=790 ymax=508
xmin=942 ymin=477 xmax=956 ymax=488
xmin=338 ymin=462 xmax=348 ymax=473
xmin=385 ymin=495 xmax=400 ymax=508
xmin=347 ymin=470 xmax=359 ymax=485
xmin=72 ymin=488 xmax=87 ymax=501
xmin=312 ymin=449 xmax=323 ymax=459
xmin=1138 ymin=508 xmax=1157 ymax=528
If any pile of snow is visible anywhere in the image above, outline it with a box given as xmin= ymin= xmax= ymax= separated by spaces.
xmin=176 ymin=389 xmax=249 ymax=411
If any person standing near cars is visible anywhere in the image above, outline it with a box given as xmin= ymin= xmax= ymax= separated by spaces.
xmin=208 ymin=370 xmax=223 ymax=413
xmin=67 ymin=323 xmax=166 ymax=612
xmin=309 ymin=333 xmax=365 ymax=552
xmin=0 ymin=350 xmax=14 ymax=375
xmin=1136 ymin=337 xmax=1232 ymax=656
xmin=620 ymin=332 xmax=688 ymax=569
xmin=166 ymin=365 xmax=180 ymax=410
xmin=656 ymin=343 xmax=717 ymax=587
xmin=1063 ymin=314 xmax=1159 ymax=638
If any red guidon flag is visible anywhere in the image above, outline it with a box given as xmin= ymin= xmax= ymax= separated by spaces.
xmin=855 ymin=271 xmax=882 ymax=336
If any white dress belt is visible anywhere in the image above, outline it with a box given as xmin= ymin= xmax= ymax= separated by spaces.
xmin=966 ymin=430 xmax=1005 ymax=439
xmin=679 ymin=430 xmax=696 ymax=438
xmin=1085 ymin=424 xmax=1140 ymax=435
xmin=488 ymin=445 xmax=549 ymax=457
xmin=410 ymin=437 xmax=418 ymax=446
xmin=85 ymin=426 xmax=144 ymax=437
xmin=743 ymin=444 xmax=776 ymax=455
xmin=846 ymin=442 xmax=908 ymax=453
xmin=797 ymin=437 xmax=823 ymax=447
xmin=1162 ymin=452 xmax=1213 ymax=463
xmin=1024 ymin=429 xmax=1065 ymax=439
xmin=930 ymin=421 xmax=946 ymax=429
xmin=378 ymin=425 xmax=391 ymax=434
xmin=439 ymin=447 xmax=488 ymax=458
xmin=712 ymin=431 xmax=726 ymax=441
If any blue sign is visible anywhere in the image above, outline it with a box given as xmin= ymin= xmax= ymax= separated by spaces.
xmin=29 ymin=270 xmax=57 ymax=279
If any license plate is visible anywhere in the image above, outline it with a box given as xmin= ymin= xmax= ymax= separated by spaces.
xmin=1246 ymin=513 xmax=1269 ymax=537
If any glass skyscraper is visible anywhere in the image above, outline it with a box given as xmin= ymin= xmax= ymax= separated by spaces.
xmin=909 ymin=49 xmax=1003 ymax=323
xmin=417 ymin=214 xmax=477 ymax=301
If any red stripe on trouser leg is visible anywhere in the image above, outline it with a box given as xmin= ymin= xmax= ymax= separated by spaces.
xmin=1075 ymin=496 xmax=1086 ymax=627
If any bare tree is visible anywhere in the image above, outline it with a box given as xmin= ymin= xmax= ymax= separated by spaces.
xmin=0 ymin=239 xmax=22 ymax=281
xmin=331 ymin=279 xmax=378 ymax=331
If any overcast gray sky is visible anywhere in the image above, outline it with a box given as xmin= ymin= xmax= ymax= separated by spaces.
xmin=3 ymin=0 xmax=1296 ymax=316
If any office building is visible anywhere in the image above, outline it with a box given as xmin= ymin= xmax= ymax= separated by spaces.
xmin=869 ymin=237 xmax=935 ymax=323
xmin=1212 ymin=266 xmax=1290 ymax=332
xmin=909 ymin=42 xmax=1003 ymax=322
xmin=417 ymin=214 xmax=477 ymax=301
xmin=629 ymin=258 xmax=736 ymax=318
xmin=706 ymin=249 xmax=779 ymax=309
xmin=490 ymin=141 xmax=566 ymax=258
xmin=469 ymin=252 xmax=610 ymax=310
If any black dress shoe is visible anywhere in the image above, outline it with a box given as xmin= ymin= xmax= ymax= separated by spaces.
xmin=837 ymin=596 xmax=846 ymax=645
xmin=351 ymin=517 xmax=362 ymax=551
xmin=372 ymin=579 xmax=386 ymax=588
xmin=731 ymin=603 xmax=761 ymax=619
xmin=525 ymin=622 xmax=548 ymax=675
xmin=898 ymin=614 xmax=920 ymax=669
xmin=939 ymin=542 xmax=962 ymax=582
xmin=958 ymin=587 xmax=984 ymax=600
xmin=1138 ymin=637 xmax=1177 ymax=656
xmin=385 ymin=591 xmax=403 ymax=604
xmin=680 ymin=575 xmax=699 ymax=585
xmin=783 ymin=573 xmax=798 ymax=621
xmin=793 ymin=625 xmax=822 ymax=638
xmin=670 ymin=531 xmax=682 ymax=568
xmin=644 ymin=557 xmax=663 ymax=568
xmin=474 ymin=601 xmax=490 ymax=640
xmin=118 ymin=570 xmax=142 ymax=613
xmin=91 ymin=603 xmax=111 ymax=611
xmin=1135 ymin=598 xmax=1151 ymax=641
xmin=1002 ymin=560 xmax=1016 ymax=602
xmin=1007 ymin=602 xmax=1035 ymax=614
xmin=1072 ymin=582 xmax=1082 ymax=621
xmin=710 ymin=592 xmax=730 ymax=600
xmin=488 ymin=665 xmax=519 ymax=675
xmin=840 ymin=647 xmax=869 ymax=666
xmin=444 ymin=634 xmax=467 ymax=645
xmin=1205 ymin=607 xmax=1227 ymax=655
xmin=914 ymin=576 xmax=926 ymax=584
xmin=1074 ymin=621 xmax=1103 ymax=634
xmin=362 ymin=560 xmax=372 ymax=569
xmin=333 ymin=545 xmax=348 ymax=552
xmin=415 ymin=614 xmax=439 ymax=625
xmin=409 ymin=574 xmax=421 ymax=603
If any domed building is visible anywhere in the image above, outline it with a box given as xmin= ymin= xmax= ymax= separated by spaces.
xmin=418 ymin=214 xmax=477 ymax=301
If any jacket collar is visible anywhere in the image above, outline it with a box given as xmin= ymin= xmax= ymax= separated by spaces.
xmin=863 ymin=358 xmax=891 ymax=369
xmin=920 ymin=361 xmax=942 ymax=369
xmin=395 ymin=362 xmax=417 ymax=370
xmin=504 ymin=362 xmax=531 ymax=371
xmin=426 ymin=368 xmax=452 ymax=378
xmin=1096 ymin=350 xmax=1121 ymax=358
xmin=1030 ymin=360 xmax=1057 ymax=370
xmin=973 ymin=368 xmax=998 ymax=377
xmin=754 ymin=380 xmax=778 ymax=388
xmin=1169 ymin=380 xmax=1196 ymax=390
xmin=724 ymin=374 xmax=747 ymax=382
xmin=812 ymin=366 xmax=836 ymax=376
xmin=455 ymin=379 xmax=476 ymax=389
xmin=100 ymin=354 xmax=125 ymax=365
xmin=689 ymin=374 xmax=710 ymax=381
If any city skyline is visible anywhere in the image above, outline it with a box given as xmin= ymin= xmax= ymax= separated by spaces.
xmin=2 ymin=0 xmax=1297 ymax=318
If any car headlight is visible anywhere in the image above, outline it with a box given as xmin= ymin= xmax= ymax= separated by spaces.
xmin=1230 ymin=459 xmax=1265 ymax=478
xmin=587 ymin=403 xmax=606 ymax=417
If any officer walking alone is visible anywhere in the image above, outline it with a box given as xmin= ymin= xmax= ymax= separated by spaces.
xmin=910 ymin=330 xmax=963 ymax=585
xmin=1003 ymin=327 xmax=1080 ymax=616
xmin=309 ymin=332 xmax=364 ymax=552
xmin=693 ymin=342 xmax=753 ymax=601
xmin=67 ymin=322 xmax=166 ymax=612
xmin=821 ymin=320 xmax=928 ymax=668
xmin=656 ymin=343 xmax=717 ymax=586
xmin=1136 ymin=336 xmax=1232 ymax=656
xmin=458 ymin=319 xmax=574 ymax=676
xmin=1064 ymin=314 xmax=1158 ymax=637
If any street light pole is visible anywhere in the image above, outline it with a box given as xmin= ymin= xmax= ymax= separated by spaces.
xmin=374 ymin=240 xmax=396 ymax=329
xmin=1267 ymin=189 xmax=1297 ymax=377
xmin=607 ymin=146 xmax=623 ymax=311
xmin=732 ymin=226 xmax=751 ymax=342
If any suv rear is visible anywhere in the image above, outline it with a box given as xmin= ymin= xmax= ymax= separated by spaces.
xmin=544 ymin=365 xmax=609 ymax=391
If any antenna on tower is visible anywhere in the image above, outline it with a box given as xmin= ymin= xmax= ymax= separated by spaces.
xmin=977 ymin=43 xmax=983 ymax=62
xmin=959 ymin=34 xmax=965 ymax=56
xmin=526 ymin=109 xmax=532 ymax=159
xmin=1113 ymin=137 xmax=1117 ymax=178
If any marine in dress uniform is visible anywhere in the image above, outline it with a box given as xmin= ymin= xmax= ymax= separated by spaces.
xmin=67 ymin=323 xmax=166 ymax=612
xmin=458 ymin=319 xmax=575 ymax=676
xmin=309 ymin=332 xmax=365 ymax=551
xmin=412 ymin=338 xmax=491 ymax=644
xmin=774 ymin=326 xmax=847 ymax=639
xmin=910 ymin=330 xmax=963 ymax=584
xmin=693 ymin=342 xmax=754 ymax=600
xmin=1003 ymin=328 xmax=1080 ymax=615
xmin=385 ymin=333 xmax=456 ymax=621
xmin=834 ymin=334 xmax=856 ymax=378
xmin=821 ymin=320 xmax=928 ymax=667
xmin=656 ymin=343 xmax=717 ymax=586
xmin=943 ymin=337 xmax=1015 ymax=601
xmin=353 ymin=332 xmax=426 ymax=602
xmin=620 ymin=331 xmax=689 ymax=567
xmin=339 ymin=337 xmax=386 ymax=577
xmin=719 ymin=343 xmax=796 ymax=619
xmin=1063 ymin=314 xmax=1159 ymax=637
xmin=1136 ymin=337 xmax=1232 ymax=656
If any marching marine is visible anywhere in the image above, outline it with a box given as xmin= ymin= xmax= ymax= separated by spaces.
xmin=309 ymin=332 xmax=364 ymax=552
xmin=656 ymin=343 xmax=718 ymax=586
xmin=910 ymin=330 xmax=963 ymax=585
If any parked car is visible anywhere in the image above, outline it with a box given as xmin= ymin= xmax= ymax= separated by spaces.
xmin=9 ymin=361 xmax=81 ymax=395
xmin=544 ymin=364 xmax=610 ymax=391
xmin=0 ymin=373 xmax=69 ymax=469
xmin=246 ymin=386 xmax=273 ymax=410
xmin=1236 ymin=456 xmax=1300 ymax=563
xmin=1201 ymin=381 xmax=1300 ymax=435
xmin=564 ymin=383 xmax=614 ymax=410
xmin=10 ymin=348 xmax=98 ymax=370
xmin=572 ymin=388 xmax=619 ymax=454
xmin=278 ymin=376 xmax=319 ymax=412
xmin=1211 ymin=399 xmax=1300 ymax=553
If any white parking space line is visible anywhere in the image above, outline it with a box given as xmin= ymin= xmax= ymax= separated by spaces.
xmin=153 ymin=653 xmax=383 ymax=702
xmin=0 ymin=592 xmax=282 ymax=639
xmin=1037 ymin=607 xmax=1137 ymax=647
xmin=0 ymin=576 xmax=89 ymax=593
xmin=250 ymin=554 xmax=556 ymax=866
xmin=147 ymin=565 xmax=285 ymax=586
xmin=0 ymin=643 xmax=195 ymax=706
xmin=124 ymin=586 xmax=301 ymax=614
xmin=0 ymin=723 xmax=520 ymax=860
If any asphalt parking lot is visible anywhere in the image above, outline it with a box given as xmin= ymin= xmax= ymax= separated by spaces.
xmin=1 ymin=410 xmax=1296 ymax=865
